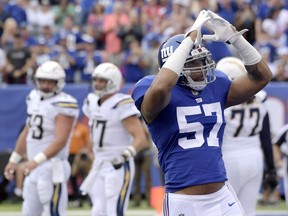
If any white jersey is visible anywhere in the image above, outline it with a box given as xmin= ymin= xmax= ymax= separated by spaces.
xmin=272 ymin=124 xmax=288 ymax=206
xmin=222 ymin=90 xmax=269 ymax=216
xmin=25 ymin=89 xmax=79 ymax=160
xmin=272 ymin=124 xmax=288 ymax=157
xmin=82 ymin=92 xmax=140 ymax=159
xmin=222 ymin=91 xmax=268 ymax=153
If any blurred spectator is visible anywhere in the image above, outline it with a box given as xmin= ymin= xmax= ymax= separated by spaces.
xmin=68 ymin=120 xmax=92 ymax=207
xmin=76 ymin=35 xmax=102 ymax=83
xmin=19 ymin=24 xmax=38 ymax=49
xmin=122 ymin=39 xmax=148 ymax=83
xmin=96 ymin=0 xmax=115 ymax=14
xmin=144 ymin=32 xmax=160 ymax=75
xmin=53 ymin=0 xmax=77 ymax=27
xmin=56 ymin=16 xmax=84 ymax=51
xmin=216 ymin=0 xmax=238 ymax=24
xmin=40 ymin=25 xmax=57 ymax=48
xmin=1 ymin=18 xmax=18 ymax=52
xmin=4 ymin=0 xmax=27 ymax=27
xmin=87 ymin=3 xmax=105 ymax=50
xmin=78 ymin=0 xmax=94 ymax=26
xmin=3 ymin=31 xmax=34 ymax=84
xmin=261 ymin=1 xmax=288 ymax=49
xmin=33 ymin=37 xmax=53 ymax=73
xmin=271 ymin=60 xmax=288 ymax=82
xmin=258 ymin=46 xmax=277 ymax=76
xmin=37 ymin=1 xmax=55 ymax=28
xmin=51 ymin=33 xmax=78 ymax=83
xmin=117 ymin=9 xmax=143 ymax=52
xmin=25 ymin=0 xmax=41 ymax=34
xmin=103 ymin=2 xmax=129 ymax=65
xmin=233 ymin=0 xmax=256 ymax=44
xmin=0 ymin=1 xmax=10 ymax=39
xmin=169 ymin=1 xmax=191 ymax=33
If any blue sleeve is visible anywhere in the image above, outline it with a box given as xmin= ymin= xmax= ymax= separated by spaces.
xmin=131 ymin=76 xmax=154 ymax=111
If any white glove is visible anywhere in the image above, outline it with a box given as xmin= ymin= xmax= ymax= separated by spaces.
xmin=185 ymin=10 xmax=212 ymax=43
xmin=202 ymin=10 xmax=248 ymax=44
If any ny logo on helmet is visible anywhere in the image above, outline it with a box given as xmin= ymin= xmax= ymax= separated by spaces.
xmin=161 ymin=46 xmax=174 ymax=63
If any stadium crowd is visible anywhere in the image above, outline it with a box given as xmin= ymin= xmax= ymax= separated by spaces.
xmin=0 ymin=0 xmax=288 ymax=86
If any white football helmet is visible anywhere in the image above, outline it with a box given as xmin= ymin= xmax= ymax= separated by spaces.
xmin=92 ymin=63 xmax=122 ymax=97
xmin=216 ymin=57 xmax=247 ymax=80
xmin=34 ymin=61 xmax=66 ymax=98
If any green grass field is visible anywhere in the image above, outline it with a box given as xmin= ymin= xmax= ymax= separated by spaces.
xmin=0 ymin=199 xmax=287 ymax=212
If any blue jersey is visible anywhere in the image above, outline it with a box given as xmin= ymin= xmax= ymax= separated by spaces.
xmin=132 ymin=70 xmax=232 ymax=192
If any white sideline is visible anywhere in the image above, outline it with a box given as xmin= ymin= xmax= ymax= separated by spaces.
xmin=0 ymin=210 xmax=287 ymax=216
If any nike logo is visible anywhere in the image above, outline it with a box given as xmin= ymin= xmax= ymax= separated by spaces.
xmin=228 ymin=202 xmax=235 ymax=207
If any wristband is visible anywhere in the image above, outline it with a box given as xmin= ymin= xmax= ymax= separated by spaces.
xmin=9 ymin=151 xmax=22 ymax=164
xmin=33 ymin=152 xmax=47 ymax=164
xmin=232 ymin=36 xmax=261 ymax=65
xmin=123 ymin=145 xmax=137 ymax=159
xmin=162 ymin=37 xmax=194 ymax=76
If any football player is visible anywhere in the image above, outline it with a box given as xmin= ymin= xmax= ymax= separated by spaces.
xmin=131 ymin=10 xmax=272 ymax=215
xmin=79 ymin=62 xmax=148 ymax=216
xmin=217 ymin=57 xmax=277 ymax=216
xmin=4 ymin=61 xmax=79 ymax=216
xmin=272 ymin=124 xmax=288 ymax=206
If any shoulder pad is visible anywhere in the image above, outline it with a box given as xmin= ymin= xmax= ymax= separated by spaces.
xmin=52 ymin=101 xmax=79 ymax=109
xmin=255 ymin=90 xmax=267 ymax=103
xmin=112 ymin=97 xmax=134 ymax=109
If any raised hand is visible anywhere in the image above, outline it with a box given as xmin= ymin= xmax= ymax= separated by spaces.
xmin=203 ymin=10 xmax=248 ymax=44
xmin=185 ymin=10 xmax=212 ymax=44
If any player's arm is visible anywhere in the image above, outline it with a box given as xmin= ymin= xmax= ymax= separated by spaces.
xmin=122 ymin=115 xmax=148 ymax=154
xmin=273 ymin=144 xmax=283 ymax=171
xmin=260 ymin=113 xmax=278 ymax=190
xmin=23 ymin=114 xmax=76 ymax=175
xmin=226 ymin=61 xmax=272 ymax=107
xmin=272 ymin=127 xmax=287 ymax=170
xmin=260 ymin=113 xmax=275 ymax=171
xmin=203 ymin=11 xmax=272 ymax=108
xmin=141 ymin=11 xmax=211 ymax=123
xmin=4 ymin=126 xmax=28 ymax=180
xmin=42 ymin=114 xmax=75 ymax=158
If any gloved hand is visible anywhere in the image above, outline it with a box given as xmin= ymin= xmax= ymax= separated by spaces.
xmin=185 ymin=10 xmax=211 ymax=44
xmin=263 ymin=169 xmax=278 ymax=191
xmin=112 ymin=156 xmax=125 ymax=169
xmin=112 ymin=146 xmax=137 ymax=170
xmin=202 ymin=10 xmax=248 ymax=44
